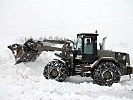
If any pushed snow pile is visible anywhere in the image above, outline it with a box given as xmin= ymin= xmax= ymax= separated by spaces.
xmin=0 ymin=37 xmax=133 ymax=100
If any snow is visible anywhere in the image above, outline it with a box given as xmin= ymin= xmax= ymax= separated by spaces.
xmin=0 ymin=0 xmax=133 ymax=100
xmin=0 ymin=36 xmax=133 ymax=100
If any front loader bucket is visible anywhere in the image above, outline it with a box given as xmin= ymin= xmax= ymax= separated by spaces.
xmin=8 ymin=39 xmax=42 ymax=64
xmin=8 ymin=43 xmax=40 ymax=64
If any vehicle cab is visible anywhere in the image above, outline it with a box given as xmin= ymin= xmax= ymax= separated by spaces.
xmin=74 ymin=33 xmax=98 ymax=64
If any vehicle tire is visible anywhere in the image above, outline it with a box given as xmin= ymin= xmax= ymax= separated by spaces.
xmin=43 ymin=60 xmax=68 ymax=82
xmin=92 ymin=61 xmax=121 ymax=86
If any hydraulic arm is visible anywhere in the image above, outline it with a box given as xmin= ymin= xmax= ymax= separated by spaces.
xmin=8 ymin=38 xmax=73 ymax=64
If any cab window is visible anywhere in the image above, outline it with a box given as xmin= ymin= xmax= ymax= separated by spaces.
xmin=84 ymin=38 xmax=93 ymax=54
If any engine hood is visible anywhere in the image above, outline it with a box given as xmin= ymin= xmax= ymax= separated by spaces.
xmin=98 ymin=50 xmax=116 ymax=59
xmin=97 ymin=50 xmax=130 ymax=66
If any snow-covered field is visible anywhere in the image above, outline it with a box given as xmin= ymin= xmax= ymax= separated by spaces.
xmin=0 ymin=0 xmax=133 ymax=100
xmin=0 ymin=36 xmax=133 ymax=100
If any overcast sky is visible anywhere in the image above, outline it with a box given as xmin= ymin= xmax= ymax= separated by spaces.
xmin=0 ymin=0 xmax=133 ymax=53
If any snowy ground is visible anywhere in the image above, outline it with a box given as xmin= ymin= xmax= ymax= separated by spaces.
xmin=0 ymin=0 xmax=133 ymax=99
xmin=0 ymin=37 xmax=133 ymax=100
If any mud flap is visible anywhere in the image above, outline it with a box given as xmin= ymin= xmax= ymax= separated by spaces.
xmin=127 ymin=66 xmax=133 ymax=79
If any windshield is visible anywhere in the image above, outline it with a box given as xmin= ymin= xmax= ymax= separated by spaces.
xmin=76 ymin=36 xmax=82 ymax=50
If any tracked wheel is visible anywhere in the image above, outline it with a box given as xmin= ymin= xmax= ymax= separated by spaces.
xmin=92 ymin=61 xmax=121 ymax=86
xmin=43 ymin=60 xmax=68 ymax=82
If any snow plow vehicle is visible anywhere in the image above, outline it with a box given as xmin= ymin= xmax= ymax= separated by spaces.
xmin=8 ymin=33 xmax=133 ymax=86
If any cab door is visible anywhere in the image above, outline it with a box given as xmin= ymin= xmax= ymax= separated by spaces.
xmin=82 ymin=36 xmax=98 ymax=64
